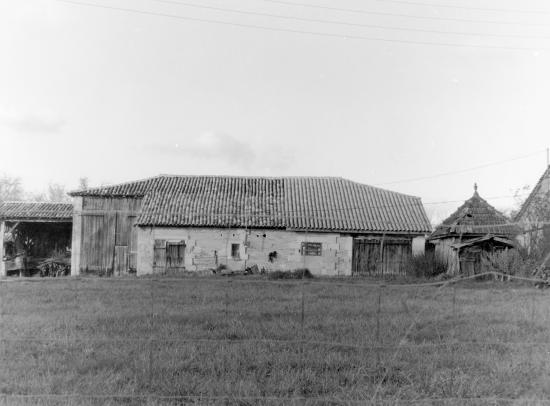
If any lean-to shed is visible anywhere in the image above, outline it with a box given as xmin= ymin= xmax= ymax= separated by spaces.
xmin=428 ymin=184 xmax=517 ymax=275
xmin=0 ymin=202 xmax=73 ymax=276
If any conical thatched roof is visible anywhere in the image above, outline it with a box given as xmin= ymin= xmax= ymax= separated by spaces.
xmin=430 ymin=184 xmax=517 ymax=240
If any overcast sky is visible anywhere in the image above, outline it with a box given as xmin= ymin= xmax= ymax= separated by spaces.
xmin=1 ymin=0 xmax=550 ymax=223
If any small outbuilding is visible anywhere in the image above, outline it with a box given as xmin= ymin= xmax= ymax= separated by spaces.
xmin=0 ymin=202 xmax=73 ymax=276
xmin=428 ymin=185 xmax=517 ymax=275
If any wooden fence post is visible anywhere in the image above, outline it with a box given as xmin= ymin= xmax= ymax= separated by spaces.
xmin=376 ymin=286 xmax=382 ymax=369
xmin=148 ymin=277 xmax=154 ymax=395
xmin=0 ymin=221 xmax=5 ymax=277
xmin=450 ymin=286 xmax=457 ymax=397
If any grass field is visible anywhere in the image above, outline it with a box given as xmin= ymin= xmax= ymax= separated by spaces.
xmin=1 ymin=275 xmax=550 ymax=405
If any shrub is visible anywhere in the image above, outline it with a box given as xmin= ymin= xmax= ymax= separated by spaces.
xmin=405 ymin=252 xmax=447 ymax=278
xmin=214 ymin=264 xmax=228 ymax=274
xmin=267 ymin=268 xmax=313 ymax=280
xmin=482 ymin=249 xmax=528 ymax=276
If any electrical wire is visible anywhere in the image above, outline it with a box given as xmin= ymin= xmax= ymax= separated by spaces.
xmin=147 ymin=0 xmax=550 ymax=40
xmin=260 ymin=0 xmax=550 ymax=27
xmin=361 ymin=0 xmax=550 ymax=15
xmin=375 ymin=149 xmax=546 ymax=186
xmin=54 ymin=0 xmax=550 ymax=51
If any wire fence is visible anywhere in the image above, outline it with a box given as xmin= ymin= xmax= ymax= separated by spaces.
xmin=1 ymin=271 xmax=550 ymax=405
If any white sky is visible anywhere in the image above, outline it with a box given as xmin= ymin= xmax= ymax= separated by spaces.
xmin=1 ymin=0 xmax=550 ymax=224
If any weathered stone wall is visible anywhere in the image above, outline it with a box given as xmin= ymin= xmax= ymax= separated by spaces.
xmin=136 ymin=227 xmax=353 ymax=276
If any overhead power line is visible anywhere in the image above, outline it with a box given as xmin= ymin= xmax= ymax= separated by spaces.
xmin=55 ymin=0 xmax=548 ymax=51
xmin=375 ymin=150 xmax=546 ymax=186
xmin=363 ymin=0 xmax=550 ymax=15
xmin=260 ymin=0 xmax=550 ymax=27
xmin=147 ymin=0 xmax=550 ymax=40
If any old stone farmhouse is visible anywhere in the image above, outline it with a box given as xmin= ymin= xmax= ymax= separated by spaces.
xmin=69 ymin=175 xmax=432 ymax=276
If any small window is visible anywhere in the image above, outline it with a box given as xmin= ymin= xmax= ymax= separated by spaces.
xmin=301 ymin=242 xmax=322 ymax=256
xmin=231 ymin=243 xmax=241 ymax=260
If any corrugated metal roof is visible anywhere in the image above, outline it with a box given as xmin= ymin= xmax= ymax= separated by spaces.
xmin=71 ymin=175 xmax=432 ymax=233
xmin=0 ymin=202 xmax=73 ymax=221
xmin=430 ymin=189 xmax=516 ymax=239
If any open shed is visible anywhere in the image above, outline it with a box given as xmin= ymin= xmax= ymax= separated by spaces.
xmin=0 ymin=202 xmax=73 ymax=277
xmin=428 ymin=185 xmax=518 ymax=275
xmin=450 ymin=235 xmax=515 ymax=276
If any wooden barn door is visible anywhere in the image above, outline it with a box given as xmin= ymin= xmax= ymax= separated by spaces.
xmin=113 ymin=214 xmax=137 ymax=275
xmin=81 ymin=213 xmax=116 ymax=274
xmin=382 ymin=240 xmax=412 ymax=275
xmin=353 ymin=238 xmax=412 ymax=276
xmin=352 ymin=240 xmax=381 ymax=275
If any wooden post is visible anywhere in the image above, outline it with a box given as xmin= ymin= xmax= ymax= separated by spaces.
xmin=379 ymin=234 xmax=386 ymax=275
xmin=70 ymin=197 xmax=83 ymax=276
xmin=0 ymin=221 xmax=5 ymax=277
xmin=450 ymin=287 xmax=457 ymax=396
xmin=376 ymin=287 xmax=382 ymax=368
xmin=148 ymin=277 xmax=154 ymax=393
xmin=299 ymin=226 xmax=308 ymax=401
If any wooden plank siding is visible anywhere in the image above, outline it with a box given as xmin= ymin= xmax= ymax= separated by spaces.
xmin=77 ymin=197 xmax=141 ymax=275
xmin=352 ymin=238 xmax=412 ymax=276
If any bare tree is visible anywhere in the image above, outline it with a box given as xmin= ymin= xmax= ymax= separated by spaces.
xmin=78 ymin=177 xmax=89 ymax=191
xmin=0 ymin=175 xmax=24 ymax=203
xmin=47 ymin=183 xmax=70 ymax=202
xmin=26 ymin=192 xmax=47 ymax=202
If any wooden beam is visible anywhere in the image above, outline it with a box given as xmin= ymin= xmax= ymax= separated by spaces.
xmin=0 ymin=221 xmax=5 ymax=277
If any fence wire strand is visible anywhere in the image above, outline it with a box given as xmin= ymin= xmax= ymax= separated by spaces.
xmin=1 ymin=271 xmax=550 ymax=404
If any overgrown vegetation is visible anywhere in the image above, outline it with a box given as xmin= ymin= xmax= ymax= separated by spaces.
xmin=404 ymin=252 xmax=447 ymax=278
xmin=267 ymin=268 xmax=313 ymax=280
xmin=2 ymin=277 xmax=550 ymax=405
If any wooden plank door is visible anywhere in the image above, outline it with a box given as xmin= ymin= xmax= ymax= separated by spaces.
xmin=352 ymin=240 xmax=381 ymax=276
xmin=81 ymin=213 xmax=116 ymax=274
xmin=383 ymin=241 xmax=411 ymax=275
xmin=114 ymin=246 xmax=129 ymax=276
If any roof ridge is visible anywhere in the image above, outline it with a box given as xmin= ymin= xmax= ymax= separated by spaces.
xmin=343 ymin=178 xmax=424 ymax=200
xmin=0 ymin=201 xmax=72 ymax=204
xmin=68 ymin=174 xmax=162 ymax=196
xmin=515 ymin=165 xmax=550 ymax=221
xmin=157 ymin=174 xmax=345 ymax=180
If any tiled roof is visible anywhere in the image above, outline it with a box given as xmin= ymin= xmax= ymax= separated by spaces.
xmin=0 ymin=202 xmax=73 ymax=221
xmin=70 ymin=177 xmax=155 ymax=197
xmin=430 ymin=188 xmax=516 ymax=239
xmin=71 ymin=175 xmax=432 ymax=233
xmin=515 ymin=166 xmax=550 ymax=221
xmin=450 ymin=235 xmax=515 ymax=250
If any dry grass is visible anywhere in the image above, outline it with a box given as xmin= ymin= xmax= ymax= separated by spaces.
xmin=1 ymin=276 xmax=550 ymax=405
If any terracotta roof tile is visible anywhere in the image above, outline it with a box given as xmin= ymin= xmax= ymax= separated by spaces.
xmin=71 ymin=175 xmax=432 ymax=233
xmin=430 ymin=189 xmax=516 ymax=239
xmin=0 ymin=202 xmax=73 ymax=221
xmin=515 ymin=166 xmax=550 ymax=221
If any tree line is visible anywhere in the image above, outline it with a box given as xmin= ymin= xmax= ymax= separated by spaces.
xmin=0 ymin=175 xmax=89 ymax=203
